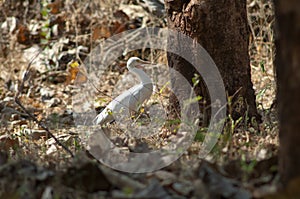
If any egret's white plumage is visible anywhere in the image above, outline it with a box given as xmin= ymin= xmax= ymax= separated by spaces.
xmin=94 ymin=57 xmax=153 ymax=125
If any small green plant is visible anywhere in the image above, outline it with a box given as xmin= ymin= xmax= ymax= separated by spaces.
xmin=220 ymin=114 xmax=242 ymax=144
xmin=192 ymin=73 xmax=201 ymax=87
xmin=260 ymin=61 xmax=266 ymax=73
xmin=122 ymin=187 xmax=134 ymax=196
xmin=194 ymin=127 xmax=207 ymax=142
xmin=240 ymin=155 xmax=257 ymax=181
xmin=73 ymin=136 xmax=82 ymax=151
xmin=40 ymin=0 xmax=51 ymax=45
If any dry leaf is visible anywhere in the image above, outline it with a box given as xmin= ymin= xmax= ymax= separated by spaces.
xmin=17 ymin=25 xmax=31 ymax=45
xmin=111 ymin=21 xmax=127 ymax=34
xmin=92 ymin=25 xmax=111 ymax=40
xmin=0 ymin=134 xmax=19 ymax=150
xmin=66 ymin=60 xmax=88 ymax=85
xmin=47 ymin=0 xmax=62 ymax=14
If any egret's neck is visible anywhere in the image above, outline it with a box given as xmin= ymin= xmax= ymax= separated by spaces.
xmin=130 ymin=68 xmax=152 ymax=85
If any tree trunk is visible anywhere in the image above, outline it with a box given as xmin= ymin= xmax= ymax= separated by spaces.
xmin=165 ymin=0 xmax=260 ymax=125
xmin=274 ymin=0 xmax=300 ymax=186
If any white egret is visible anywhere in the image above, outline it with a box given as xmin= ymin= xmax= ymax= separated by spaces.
xmin=94 ymin=57 xmax=153 ymax=125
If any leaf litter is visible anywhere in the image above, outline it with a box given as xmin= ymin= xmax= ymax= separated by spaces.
xmin=0 ymin=0 xmax=279 ymax=198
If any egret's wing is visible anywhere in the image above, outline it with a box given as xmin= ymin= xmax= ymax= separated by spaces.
xmin=94 ymin=87 xmax=137 ymax=125
xmin=94 ymin=83 xmax=153 ymax=125
xmin=128 ymin=83 xmax=153 ymax=110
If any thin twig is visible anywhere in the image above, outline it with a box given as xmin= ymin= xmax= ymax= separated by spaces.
xmin=14 ymin=49 xmax=74 ymax=158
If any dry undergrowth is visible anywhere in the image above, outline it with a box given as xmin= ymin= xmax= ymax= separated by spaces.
xmin=0 ymin=0 xmax=278 ymax=198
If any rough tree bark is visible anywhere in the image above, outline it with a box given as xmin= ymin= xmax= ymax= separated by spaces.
xmin=165 ymin=0 xmax=261 ymax=125
xmin=274 ymin=0 xmax=300 ymax=186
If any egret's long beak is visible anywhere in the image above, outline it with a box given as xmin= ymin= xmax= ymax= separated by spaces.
xmin=136 ymin=60 xmax=151 ymax=69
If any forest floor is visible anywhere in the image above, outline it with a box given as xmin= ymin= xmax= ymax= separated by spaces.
xmin=0 ymin=0 xmax=278 ymax=198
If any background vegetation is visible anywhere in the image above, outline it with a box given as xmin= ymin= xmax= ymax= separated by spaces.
xmin=0 ymin=0 xmax=278 ymax=198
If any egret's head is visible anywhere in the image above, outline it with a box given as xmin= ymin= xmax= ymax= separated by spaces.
xmin=127 ymin=57 xmax=151 ymax=70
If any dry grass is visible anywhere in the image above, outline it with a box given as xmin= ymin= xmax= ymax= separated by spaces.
xmin=248 ymin=0 xmax=276 ymax=109
xmin=0 ymin=0 xmax=279 ymax=197
xmin=0 ymin=0 xmax=278 ymax=161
